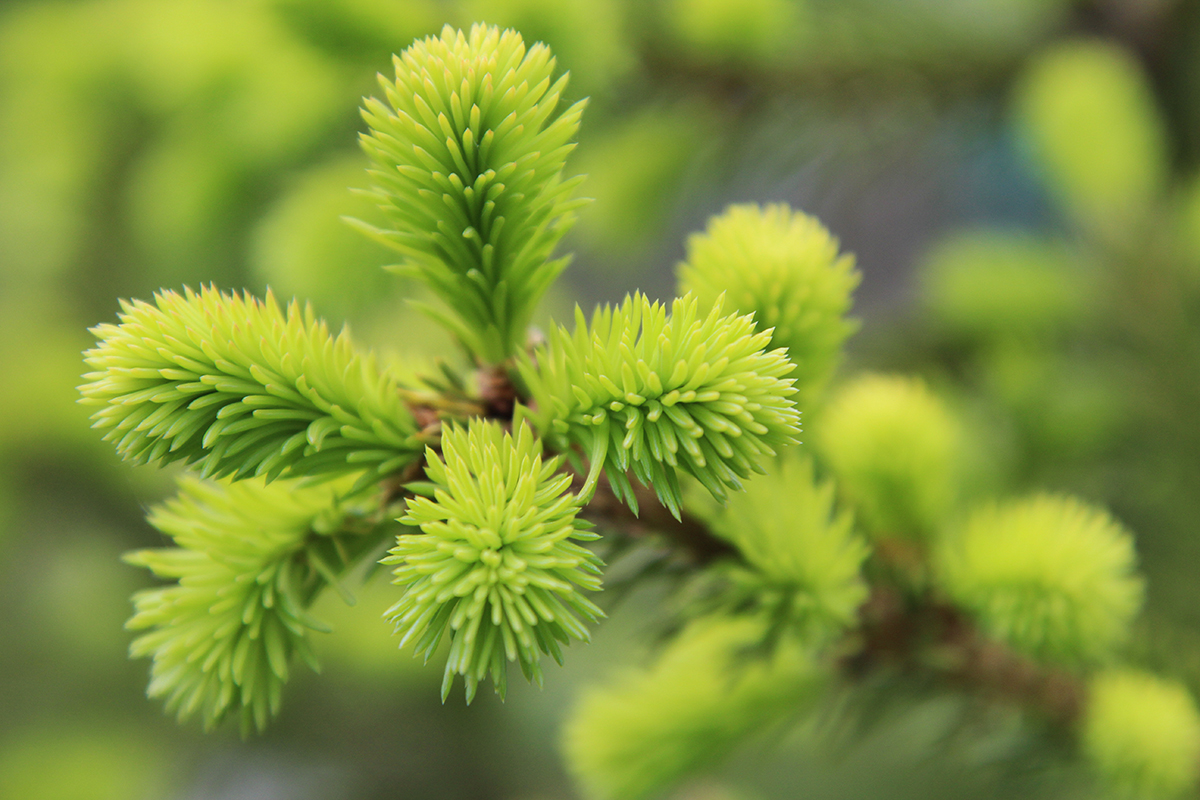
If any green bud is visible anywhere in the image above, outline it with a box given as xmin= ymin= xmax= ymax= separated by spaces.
xmin=519 ymin=292 xmax=802 ymax=518
xmin=357 ymin=24 xmax=587 ymax=362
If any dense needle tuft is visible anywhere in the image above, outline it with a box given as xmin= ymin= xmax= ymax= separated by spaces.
xmin=357 ymin=23 xmax=587 ymax=361
xmin=80 ymin=285 xmax=425 ymax=484
xmin=698 ymin=454 xmax=869 ymax=646
xmin=815 ymin=374 xmax=961 ymax=539
xmin=678 ymin=203 xmax=860 ymax=404
xmin=564 ymin=616 xmax=825 ymax=800
xmin=125 ymin=476 xmax=354 ymax=735
xmin=384 ymin=419 xmax=604 ymax=703
xmin=937 ymin=494 xmax=1143 ymax=664
xmin=519 ymin=292 xmax=801 ymax=518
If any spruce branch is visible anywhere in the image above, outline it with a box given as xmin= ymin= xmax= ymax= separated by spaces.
xmin=383 ymin=419 xmax=604 ymax=703
xmin=518 ymin=292 xmax=802 ymax=519
xmin=80 ymin=286 xmax=427 ymax=485
xmin=678 ymin=203 xmax=861 ymax=405
xmin=125 ymin=476 xmax=390 ymax=735
xmin=936 ymin=494 xmax=1144 ymax=664
xmin=356 ymin=23 xmax=587 ymax=363
xmin=696 ymin=454 xmax=870 ymax=647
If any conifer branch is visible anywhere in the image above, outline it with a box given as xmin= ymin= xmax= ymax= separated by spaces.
xmin=125 ymin=476 xmax=395 ymax=735
xmin=80 ymin=286 xmax=428 ymax=485
xmin=383 ymin=420 xmax=604 ymax=703
xmin=356 ymin=24 xmax=587 ymax=363
xmin=518 ymin=292 xmax=802 ymax=519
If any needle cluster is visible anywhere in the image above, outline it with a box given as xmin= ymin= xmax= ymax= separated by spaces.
xmin=125 ymin=476 xmax=351 ymax=734
xmin=357 ymin=23 xmax=587 ymax=361
xmin=80 ymin=286 xmax=425 ymax=484
xmin=384 ymin=420 xmax=604 ymax=702
xmin=520 ymin=292 xmax=802 ymax=517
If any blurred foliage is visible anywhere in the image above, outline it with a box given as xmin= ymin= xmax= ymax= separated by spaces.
xmin=3 ymin=0 xmax=1200 ymax=798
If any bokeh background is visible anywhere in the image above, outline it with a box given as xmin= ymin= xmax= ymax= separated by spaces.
xmin=3 ymin=0 xmax=1200 ymax=797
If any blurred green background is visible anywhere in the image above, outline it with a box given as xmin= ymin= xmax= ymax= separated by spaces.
xmin=3 ymin=0 xmax=1200 ymax=797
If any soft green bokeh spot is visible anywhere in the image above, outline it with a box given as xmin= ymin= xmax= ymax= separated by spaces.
xmin=1084 ymin=670 xmax=1200 ymax=798
xmin=252 ymin=154 xmax=399 ymax=318
xmin=572 ymin=105 xmax=713 ymax=257
xmin=0 ymin=726 xmax=167 ymax=800
xmin=666 ymin=0 xmax=807 ymax=65
xmin=0 ymin=301 xmax=99 ymax=454
xmin=270 ymin=0 xmax=442 ymax=64
xmin=921 ymin=230 xmax=1094 ymax=343
xmin=1015 ymin=39 xmax=1167 ymax=238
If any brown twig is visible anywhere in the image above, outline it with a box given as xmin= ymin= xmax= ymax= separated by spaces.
xmin=842 ymin=582 xmax=1085 ymax=727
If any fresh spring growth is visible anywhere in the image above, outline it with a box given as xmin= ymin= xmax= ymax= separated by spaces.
xmin=564 ymin=615 xmax=825 ymax=800
xmin=678 ymin=203 xmax=860 ymax=404
xmin=79 ymin=286 xmax=425 ymax=485
xmin=384 ymin=419 xmax=604 ymax=703
xmin=519 ymin=292 xmax=802 ymax=518
xmin=1082 ymin=670 xmax=1200 ymax=799
xmin=125 ymin=476 xmax=354 ymax=735
xmin=356 ymin=24 xmax=587 ymax=362
xmin=698 ymin=454 xmax=869 ymax=646
xmin=937 ymin=494 xmax=1143 ymax=664
xmin=815 ymin=374 xmax=961 ymax=539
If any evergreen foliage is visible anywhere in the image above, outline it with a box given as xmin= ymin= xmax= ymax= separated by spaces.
xmin=79 ymin=286 xmax=425 ymax=484
xmin=125 ymin=476 xmax=366 ymax=735
xmin=384 ymin=419 xmax=603 ymax=702
xmin=815 ymin=374 xmax=962 ymax=539
xmin=519 ymin=292 xmax=802 ymax=517
xmin=356 ymin=23 xmax=587 ymax=362
xmin=937 ymin=494 xmax=1143 ymax=663
xmin=698 ymin=453 xmax=869 ymax=646
xmin=678 ymin=203 xmax=860 ymax=404
xmin=72 ymin=21 xmax=1200 ymax=800
xmin=564 ymin=616 xmax=825 ymax=800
